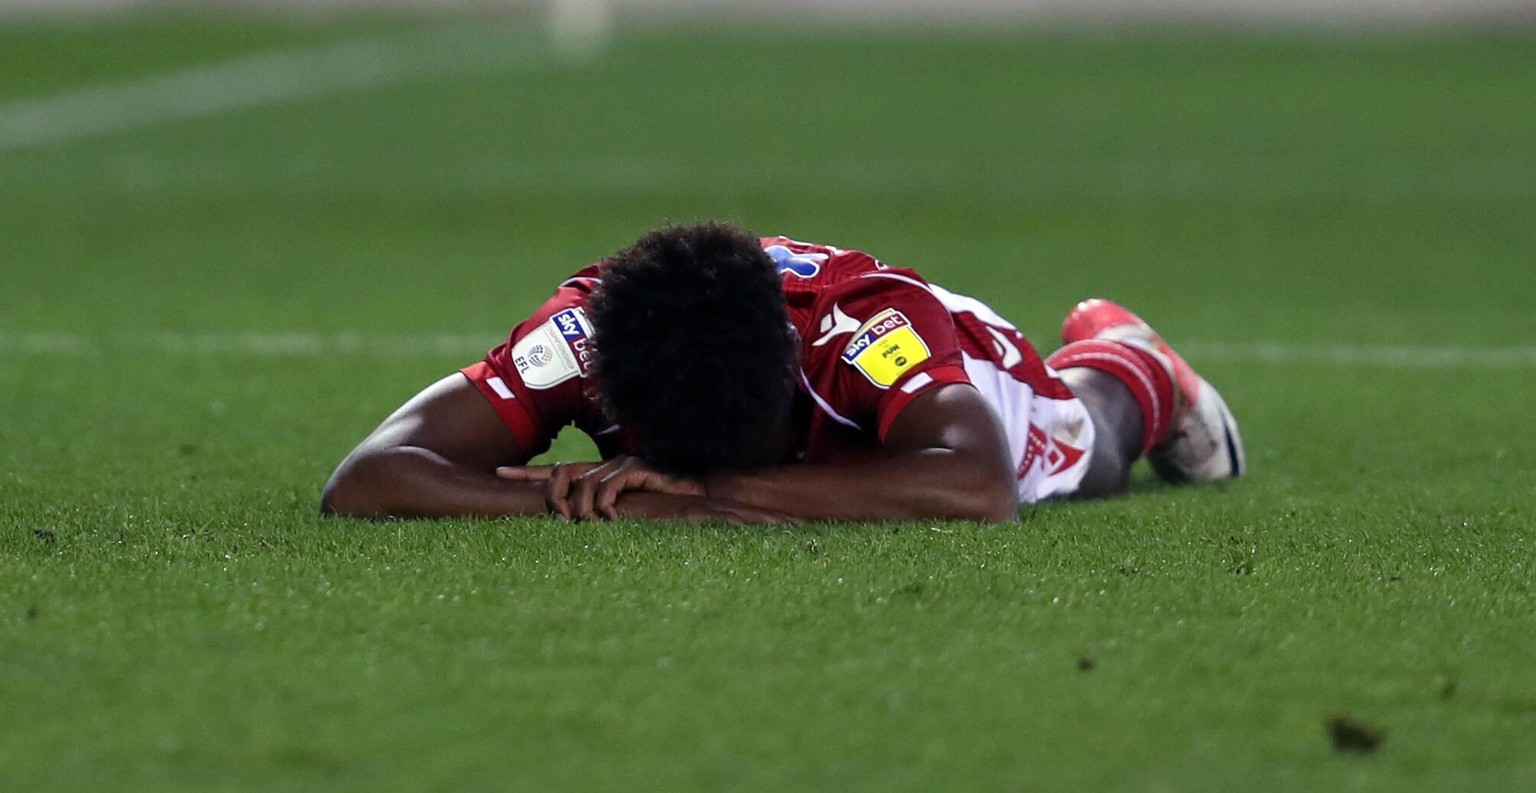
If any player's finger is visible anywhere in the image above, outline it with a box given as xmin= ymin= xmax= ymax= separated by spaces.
xmin=506 ymin=461 xmax=601 ymax=481
xmin=545 ymin=462 xmax=579 ymax=520
xmin=570 ymin=474 xmax=600 ymax=521
xmin=643 ymin=469 xmax=706 ymax=497
xmin=496 ymin=465 xmax=553 ymax=481
xmin=569 ymin=460 xmax=616 ymax=521
xmin=594 ymin=464 xmax=647 ymax=520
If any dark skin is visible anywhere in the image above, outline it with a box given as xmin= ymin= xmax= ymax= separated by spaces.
xmin=320 ymin=366 xmax=1142 ymax=524
xmin=317 ymin=374 xmax=769 ymax=522
xmin=1059 ymin=367 xmax=1144 ymax=498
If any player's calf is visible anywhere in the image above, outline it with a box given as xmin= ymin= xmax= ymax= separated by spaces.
xmin=1048 ymin=299 xmax=1245 ymax=484
xmin=1057 ymin=366 xmax=1144 ymax=498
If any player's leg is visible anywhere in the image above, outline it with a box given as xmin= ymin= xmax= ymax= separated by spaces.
xmin=1047 ymin=298 xmax=1246 ymax=495
xmin=1056 ymin=367 xmax=1142 ymax=498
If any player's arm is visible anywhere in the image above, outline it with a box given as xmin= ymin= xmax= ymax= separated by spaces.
xmin=497 ymin=459 xmax=799 ymax=523
xmin=320 ymin=373 xmax=550 ymax=519
xmin=692 ymin=274 xmax=1018 ymax=522
xmin=706 ymin=382 xmax=1017 ymax=522
xmin=533 ymin=382 xmax=1017 ymax=523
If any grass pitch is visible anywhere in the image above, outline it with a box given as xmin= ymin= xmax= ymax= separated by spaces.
xmin=3 ymin=15 xmax=1535 ymax=791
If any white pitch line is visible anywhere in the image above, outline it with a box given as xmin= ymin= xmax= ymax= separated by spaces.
xmin=0 ymin=26 xmax=574 ymax=152
xmin=0 ymin=331 xmax=493 ymax=357
xmin=0 ymin=332 xmax=1533 ymax=370
xmin=1180 ymin=342 xmax=1536 ymax=370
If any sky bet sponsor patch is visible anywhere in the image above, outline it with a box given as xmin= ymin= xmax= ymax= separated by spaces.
xmin=841 ymin=308 xmax=931 ymax=388
xmin=511 ymin=307 xmax=594 ymax=389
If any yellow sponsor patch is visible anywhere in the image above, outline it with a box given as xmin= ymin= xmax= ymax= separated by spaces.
xmin=841 ymin=308 xmax=931 ymax=388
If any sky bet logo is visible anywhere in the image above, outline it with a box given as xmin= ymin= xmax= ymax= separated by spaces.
xmin=842 ymin=309 xmax=931 ymax=388
xmin=551 ymin=308 xmax=594 ymax=374
xmin=553 ymin=308 xmax=588 ymax=341
xmin=842 ymin=310 xmax=911 ymax=362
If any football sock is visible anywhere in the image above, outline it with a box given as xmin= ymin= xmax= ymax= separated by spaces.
xmin=1047 ymin=339 xmax=1175 ymax=456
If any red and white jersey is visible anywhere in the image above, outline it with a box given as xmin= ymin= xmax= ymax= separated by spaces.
xmin=461 ymin=236 xmax=1094 ymax=503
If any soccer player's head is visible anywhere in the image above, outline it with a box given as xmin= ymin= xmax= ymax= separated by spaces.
xmin=588 ymin=221 xmax=797 ymax=476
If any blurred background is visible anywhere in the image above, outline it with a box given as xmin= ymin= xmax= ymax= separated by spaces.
xmin=6 ymin=8 xmax=1536 ymax=788
xmin=2 ymin=0 xmax=1534 ymax=474
xmin=5 ymin=0 xmax=1536 ymax=19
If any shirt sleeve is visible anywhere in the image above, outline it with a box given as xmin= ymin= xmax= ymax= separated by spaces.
xmin=459 ymin=272 xmax=601 ymax=457
xmin=809 ymin=270 xmax=973 ymax=440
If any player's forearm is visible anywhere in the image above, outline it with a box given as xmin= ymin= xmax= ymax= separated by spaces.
xmin=321 ymin=445 xmax=549 ymax=519
xmin=611 ymin=491 xmax=800 ymax=525
xmin=707 ymin=448 xmax=1019 ymax=523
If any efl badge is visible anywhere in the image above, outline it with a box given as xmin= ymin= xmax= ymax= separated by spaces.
xmin=841 ymin=308 xmax=931 ymax=388
xmin=511 ymin=307 xmax=594 ymax=389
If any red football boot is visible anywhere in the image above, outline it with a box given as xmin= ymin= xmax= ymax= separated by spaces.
xmin=1063 ymin=298 xmax=1246 ymax=482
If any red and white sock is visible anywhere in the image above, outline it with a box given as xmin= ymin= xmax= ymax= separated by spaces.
xmin=1047 ymin=339 xmax=1175 ymax=456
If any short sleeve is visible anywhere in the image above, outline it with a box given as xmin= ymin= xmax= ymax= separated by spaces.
xmin=805 ymin=270 xmax=972 ymax=440
xmin=459 ymin=270 xmax=602 ymax=456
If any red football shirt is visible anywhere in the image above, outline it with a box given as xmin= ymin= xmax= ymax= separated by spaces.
xmin=461 ymin=236 xmax=1090 ymax=499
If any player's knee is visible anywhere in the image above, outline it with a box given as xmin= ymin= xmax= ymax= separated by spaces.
xmin=1073 ymin=451 xmax=1130 ymax=499
xmin=1070 ymin=420 xmax=1134 ymax=500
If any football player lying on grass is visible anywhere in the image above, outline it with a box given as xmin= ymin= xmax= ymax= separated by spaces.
xmin=322 ymin=222 xmax=1245 ymax=524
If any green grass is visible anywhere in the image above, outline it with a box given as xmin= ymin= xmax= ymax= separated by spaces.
xmin=3 ymin=15 xmax=1535 ymax=791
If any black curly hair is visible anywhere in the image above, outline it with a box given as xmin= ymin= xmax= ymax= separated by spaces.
xmin=587 ymin=222 xmax=798 ymax=476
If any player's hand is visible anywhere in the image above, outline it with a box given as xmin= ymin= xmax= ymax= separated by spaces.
xmin=496 ymin=461 xmax=602 ymax=519
xmin=497 ymin=457 xmax=704 ymax=520
xmin=566 ymin=456 xmax=706 ymax=521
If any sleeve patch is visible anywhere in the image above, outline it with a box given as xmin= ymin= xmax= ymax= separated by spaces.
xmin=899 ymin=371 xmax=934 ymax=394
xmin=840 ymin=308 xmax=931 ymax=389
xmin=510 ymin=307 xmax=593 ymax=389
xmin=485 ymin=376 xmax=516 ymax=400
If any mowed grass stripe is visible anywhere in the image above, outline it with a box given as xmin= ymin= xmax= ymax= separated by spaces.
xmin=0 ymin=25 xmax=584 ymax=152
xmin=2 ymin=331 xmax=1534 ymax=369
xmin=4 ymin=22 xmax=1535 ymax=793
xmin=7 ymin=153 xmax=1535 ymax=201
